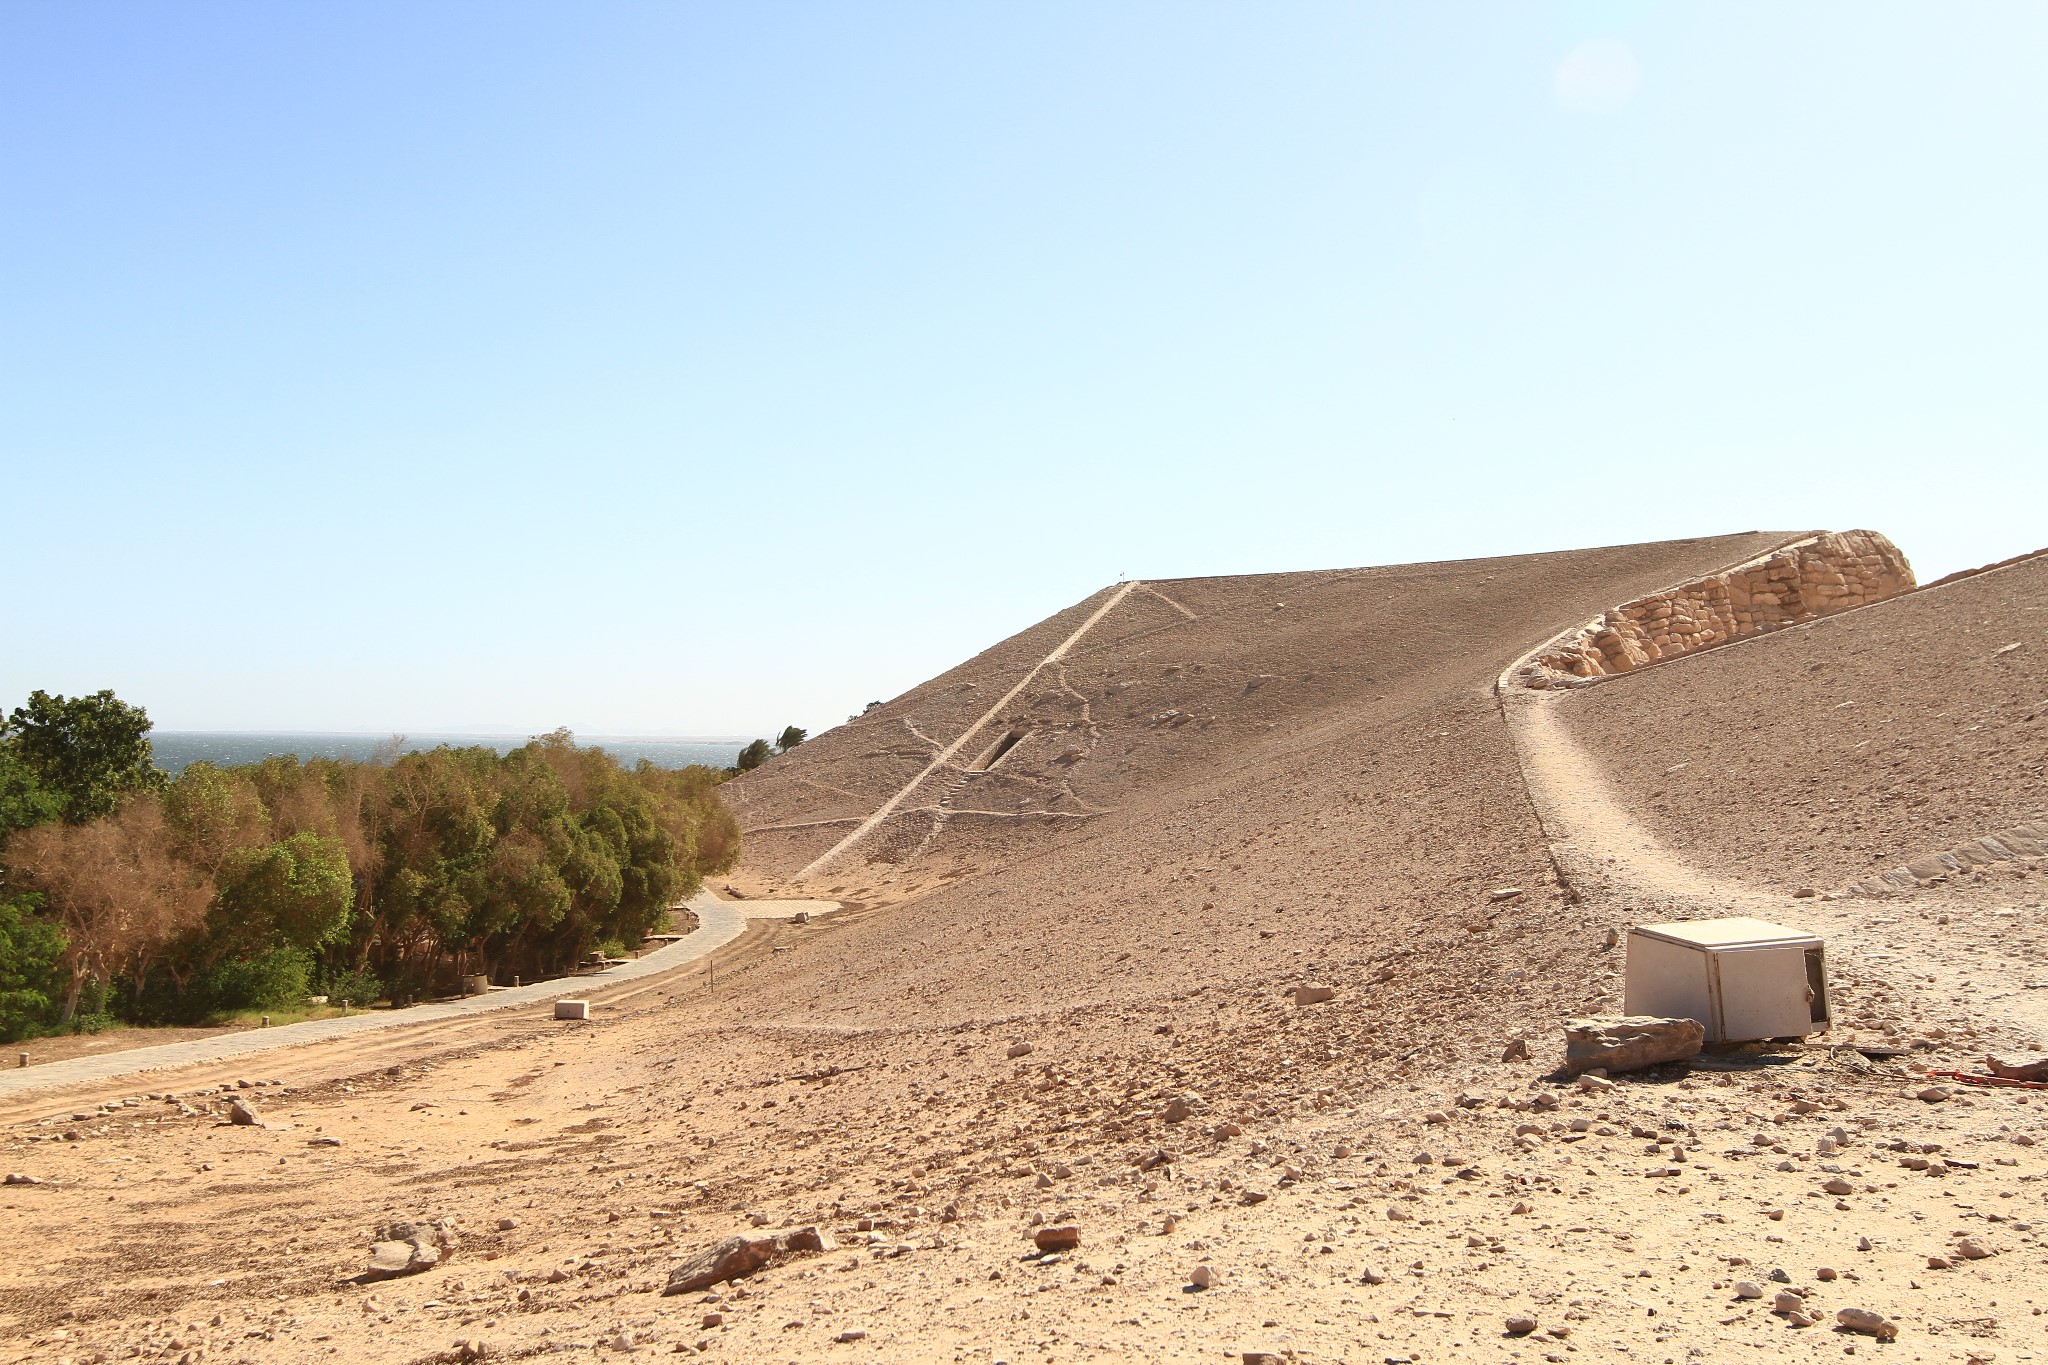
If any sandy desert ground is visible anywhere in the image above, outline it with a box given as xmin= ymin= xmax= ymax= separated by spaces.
xmin=5 ymin=530 xmax=2047 ymax=1365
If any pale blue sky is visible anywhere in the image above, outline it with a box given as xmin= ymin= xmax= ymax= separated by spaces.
xmin=5 ymin=3 xmax=2043 ymax=738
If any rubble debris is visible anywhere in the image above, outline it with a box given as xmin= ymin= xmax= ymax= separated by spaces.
xmin=1562 ymin=1016 xmax=1703 ymax=1075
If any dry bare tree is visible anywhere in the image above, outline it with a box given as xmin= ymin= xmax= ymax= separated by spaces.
xmin=6 ymin=796 xmax=213 ymax=1021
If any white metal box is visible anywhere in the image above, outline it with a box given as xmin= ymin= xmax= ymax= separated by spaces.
xmin=553 ymin=999 xmax=591 ymax=1021
xmin=1623 ymin=917 xmax=1828 ymax=1043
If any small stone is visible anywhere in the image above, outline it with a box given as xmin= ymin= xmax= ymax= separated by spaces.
xmin=1733 ymin=1281 xmax=1765 ymax=1299
xmin=1816 ymin=1266 xmax=1838 ymax=1281
xmin=1489 ymin=887 xmax=1526 ymax=902
xmin=1955 ymin=1237 xmax=1993 ymax=1259
xmin=1576 ymin=1073 xmax=1614 ymax=1093
xmin=1916 ymin=1086 xmax=1951 ymax=1103
xmin=1294 ymin=984 xmax=1336 ymax=1006
xmin=1504 ymin=1314 xmax=1538 ymax=1336
xmin=1773 ymin=1291 xmax=1805 ymax=1314
xmin=1033 ymin=1225 xmax=1081 ymax=1253
xmin=1006 ymin=1042 xmax=1034 ymax=1059
xmin=701 ymin=1312 xmax=723 ymax=1328
xmin=1360 ymin=1264 xmax=1387 ymax=1284
xmin=1835 ymin=1308 xmax=1898 ymax=1341
xmin=1189 ymin=1264 xmax=1214 ymax=1289
xmin=227 ymin=1098 xmax=262 ymax=1126
xmin=497 ymin=1217 xmax=518 ymax=1231
xmin=834 ymin=1330 xmax=867 ymax=1343
xmin=1857 ymin=1236 xmax=1873 ymax=1252
xmin=1823 ymin=1178 xmax=1855 ymax=1195
xmin=1500 ymin=1038 xmax=1530 ymax=1062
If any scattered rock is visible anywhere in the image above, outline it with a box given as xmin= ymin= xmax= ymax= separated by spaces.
xmin=1985 ymin=1055 xmax=2048 ymax=1082
xmin=834 ymin=1329 xmax=867 ymax=1343
xmin=1575 ymin=1073 xmax=1614 ymax=1093
xmin=1835 ymin=1308 xmax=1899 ymax=1341
xmin=663 ymin=1227 xmax=827 ymax=1295
xmin=1733 ymin=1281 xmax=1765 ymax=1299
xmin=1955 ymin=1237 xmax=1994 ymax=1260
xmin=1822 ymin=1178 xmax=1855 ymax=1195
xmin=1033 ymin=1225 xmax=1081 ymax=1254
xmin=1360 ymin=1264 xmax=1387 ymax=1285
xmin=1489 ymin=887 xmax=1525 ymax=903
xmin=227 ymin=1098 xmax=262 ymax=1126
xmin=496 ymin=1218 xmax=518 ymax=1231
xmin=1188 ymin=1264 xmax=1214 ymax=1289
xmin=1504 ymin=1314 xmax=1538 ymax=1336
xmin=1500 ymin=1038 xmax=1530 ymax=1062
xmin=364 ymin=1222 xmax=446 ymax=1281
xmin=1562 ymin=1017 xmax=1704 ymax=1075
xmin=1006 ymin=1042 xmax=1034 ymax=1059
xmin=1915 ymin=1086 xmax=1951 ymax=1103
xmin=2 ymin=1173 xmax=40 ymax=1186
xmin=1293 ymin=984 xmax=1335 ymax=1006
xmin=1773 ymin=1291 xmax=1805 ymax=1314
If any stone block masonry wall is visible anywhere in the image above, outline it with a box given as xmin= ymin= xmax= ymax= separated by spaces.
xmin=1843 ymin=819 xmax=2048 ymax=897
xmin=1519 ymin=530 xmax=1915 ymax=688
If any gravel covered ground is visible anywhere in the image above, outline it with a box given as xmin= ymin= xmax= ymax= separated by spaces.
xmin=7 ymin=531 xmax=2047 ymax=1365
xmin=1557 ymin=552 xmax=2048 ymax=894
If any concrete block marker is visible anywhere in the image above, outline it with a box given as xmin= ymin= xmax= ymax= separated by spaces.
xmin=554 ymin=999 xmax=591 ymax=1021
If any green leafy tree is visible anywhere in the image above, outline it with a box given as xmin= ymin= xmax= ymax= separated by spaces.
xmin=4 ymin=690 xmax=165 ymax=823
xmin=0 ymin=892 xmax=64 ymax=1041
xmin=0 ymin=744 xmax=64 ymax=841
xmin=215 ymin=832 xmax=355 ymax=955
xmin=773 ymin=726 xmax=807 ymax=754
xmin=735 ymin=739 xmax=772 ymax=772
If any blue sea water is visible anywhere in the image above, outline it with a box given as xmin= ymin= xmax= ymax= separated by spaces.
xmin=149 ymin=732 xmax=746 ymax=776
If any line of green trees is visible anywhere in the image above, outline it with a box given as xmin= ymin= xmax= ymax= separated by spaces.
xmin=0 ymin=691 xmax=740 ymax=1040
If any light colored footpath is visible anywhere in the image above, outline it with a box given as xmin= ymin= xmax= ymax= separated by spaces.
xmin=0 ymin=890 xmax=815 ymax=1099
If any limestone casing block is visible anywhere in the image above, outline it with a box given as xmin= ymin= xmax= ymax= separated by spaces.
xmin=1562 ymin=1015 xmax=1706 ymax=1075
xmin=1520 ymin=531 xmax=1914 ymax=688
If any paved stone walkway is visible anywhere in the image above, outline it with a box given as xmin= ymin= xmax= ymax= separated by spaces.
xmin=0 ymin=889 xmax=814 ymax=1098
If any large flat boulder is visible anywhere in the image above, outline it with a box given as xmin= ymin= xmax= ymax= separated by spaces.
xmin=1562 ymin=1016 xmax=1703 ymax=1075
xmin=363 ymin=1221 xmax=447 ymax=1281
xmin=663 ymin=1226 xmax=830 ymax=1295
